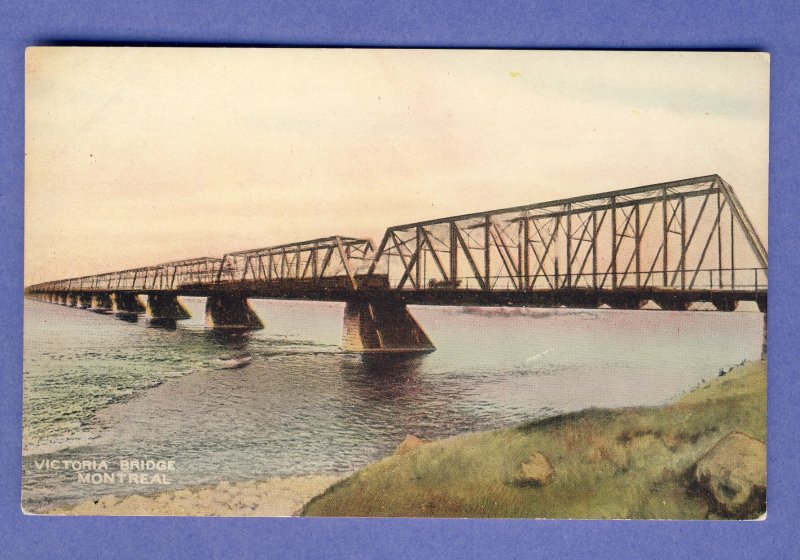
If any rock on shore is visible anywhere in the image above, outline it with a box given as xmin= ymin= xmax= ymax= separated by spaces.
xmin=694 ymin=432 xmax=766 ymax=516
xmin=46 ymin=474 xmax=345 ymax=517
xmin=513 ymin=451 xmax=555 ymax=486
xmin=395 ymin=434 xmax=430 ymax=455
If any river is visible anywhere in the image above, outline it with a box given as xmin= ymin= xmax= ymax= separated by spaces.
xmin=21 ymin=297 xmax=763 ymax=512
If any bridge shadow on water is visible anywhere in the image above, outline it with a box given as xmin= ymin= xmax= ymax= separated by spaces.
xmin=144 ymin=318 xmax=179 ymax=330
xmin=340 ymin=353 xmax=430 ymax=402
xmin=114 ymin=312 xmax=140 ymax=324
xmin=135 ymin=316 xmax=257 ymax=356
xmin=202 ymin=328 xmax=254 ymax=352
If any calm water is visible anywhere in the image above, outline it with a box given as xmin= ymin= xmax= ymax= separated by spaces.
xmin=22 ymin=297 xmax=763 ymax=512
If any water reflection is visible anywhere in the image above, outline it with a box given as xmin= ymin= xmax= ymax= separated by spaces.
xmin=145 ymin=318 xmax=178 ymax=330
xmin=203 ymin=328 xmax=253 ymax=352
xmin=115 ymin=312 xmax=139 ymax=323
xmin=358 ymin=353 xmax=428 ymax=373
xmin=340 ymin=354 xmax=429 ymax=401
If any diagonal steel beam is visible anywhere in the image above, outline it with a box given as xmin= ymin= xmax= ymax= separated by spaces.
xmin=454 ymin=225 xmax=487 ymax=290
xmin=717 ymin=177 xmax=768 ymax=269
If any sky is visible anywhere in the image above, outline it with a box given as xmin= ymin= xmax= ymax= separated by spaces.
xmin=24 ymin=48 xmax=769 ymax=285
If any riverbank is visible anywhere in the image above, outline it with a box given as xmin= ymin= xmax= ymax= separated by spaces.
xmin=44 ymin=360 xmax=765 ymax=518
xmin=44 ymin=474 xmax=346 ymax=516
xmin=302 ymin=360 xmax=766 ymax=519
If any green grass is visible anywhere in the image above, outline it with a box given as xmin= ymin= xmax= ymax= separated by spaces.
xmin=302 ymin=360 xmax=766 ymax=518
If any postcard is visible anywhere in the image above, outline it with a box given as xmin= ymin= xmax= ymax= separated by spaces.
xmin=23 ymin=48 xmax=768 ymax=518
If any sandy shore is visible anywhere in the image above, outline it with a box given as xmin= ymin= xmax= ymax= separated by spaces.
xmin=44 ymin=474 xmax=347 ymax=516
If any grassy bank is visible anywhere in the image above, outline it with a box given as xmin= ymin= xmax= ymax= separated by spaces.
xmin=302 ymin=360 xmax=766 ymax=519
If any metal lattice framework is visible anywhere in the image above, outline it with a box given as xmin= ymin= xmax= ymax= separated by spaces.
xmin=367 ymin=175 xmax=767 ymax=293
xmin=25 ymin=176 xmax=767 ymax=309
xmin=214 ymin=236 xmax=375 ymax=289
xmin=32 ymin=257 xmax=223 ymax=292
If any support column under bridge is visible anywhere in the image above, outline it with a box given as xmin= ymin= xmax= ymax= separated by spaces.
xmin=146 ymin=294 xmax=191 ymax=320
xmin=205 ymin=295 xmax=263 ymax=329
xmin=114 ymin=293 xmax=146 ymax=314
xmin=342 ymin=302 xmax=435 ymax=354
xmin=91 ymin=293 xmax=113 ymax=312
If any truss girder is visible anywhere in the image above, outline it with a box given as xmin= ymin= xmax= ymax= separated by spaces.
xmin=26 ymin=176 xmax=767 ymax=299
xmin=367 ymin=175 xmax=767 ymax=293
xmin=216 ymin=236 xmax=374 ymax=289
xmin=29 ymin=257 xmax=223 ymax=293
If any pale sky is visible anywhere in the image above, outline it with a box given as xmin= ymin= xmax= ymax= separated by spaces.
xmin=25 ymin=48 xmax=769 ymax=285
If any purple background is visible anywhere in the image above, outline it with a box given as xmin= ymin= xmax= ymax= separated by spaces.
xmin=1 ymin=2 xmax=797 ymax=558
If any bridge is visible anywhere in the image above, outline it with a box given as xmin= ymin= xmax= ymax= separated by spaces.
xmin=25 ymin=175 xmax=768 ymax=354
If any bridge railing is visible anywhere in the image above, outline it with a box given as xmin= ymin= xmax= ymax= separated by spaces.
xmin=214 ymin=236 xmax=375 ymax=290
xmin=441 ymin=267 xmax=767 ymax=291
xmin=367 ymin=175 xmax=768 ymax=293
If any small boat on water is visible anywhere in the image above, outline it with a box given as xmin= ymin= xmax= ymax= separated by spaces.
xmin=214 ymin=356 xmax=252 ymax=369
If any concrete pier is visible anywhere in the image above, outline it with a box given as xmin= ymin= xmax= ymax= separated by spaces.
xmin=114 ymin=293 xmax=146 ymax=314
xmin=92 ymin=293 xmax=114 ymax=312
xmin=205 ymin=295 xmax=263 ymax=329
xmin=342 ymin=302 xmax=435 ymax=354
xmin=653 ymin=295 xmax=691 ymax=311
xmin=600 ymin=293 xmax=648 ymax=310
xmin=711 ymin=295 xmax=738 ymax=312
xmin=146 ymin=294 xmax=191 ymax=320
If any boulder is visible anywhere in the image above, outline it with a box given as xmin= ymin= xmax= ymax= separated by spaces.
xmin=395 ymin=434 xmax=430 ymax=455
xmin=694 ymin=432 xmax=766 ymax=515
xmin=513 ymin=451 xmax=555 ymax=486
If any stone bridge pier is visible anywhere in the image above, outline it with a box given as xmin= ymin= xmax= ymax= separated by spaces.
xmin=91 ymin=293 xmax=114 ymax=312
xmin=342 ymin=301 xmax=435 ymax=354
xmin=114 ymin=293 xmax=146 ymax=314
xmin=146 ymin=294 xmax=191 ymax=320
xmin=204 ymin=295 xmax=263 ymax=329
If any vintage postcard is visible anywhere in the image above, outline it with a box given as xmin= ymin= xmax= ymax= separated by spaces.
xmin=23 ymin=48 xmax=768 ymax=518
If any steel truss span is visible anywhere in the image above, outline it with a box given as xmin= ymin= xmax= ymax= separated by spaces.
xmin=367 ymin=175 xmax=766 ymax=307
xmin=213 ymin=236 xmax=376 ymax=290
xmin=26 ymin=175 xmax=767 ymax=312
xmin=30 ymin=257 xmax=223 ymax=293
